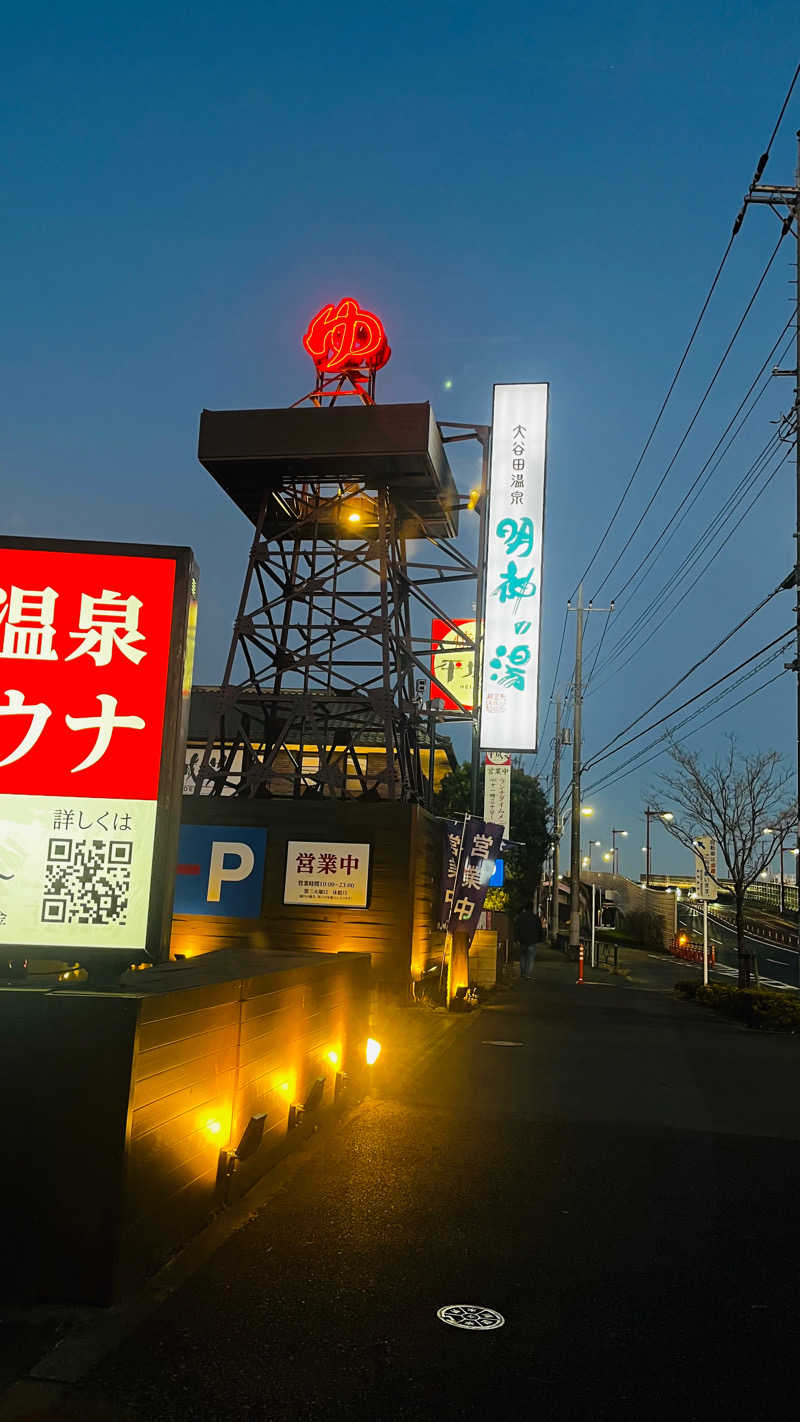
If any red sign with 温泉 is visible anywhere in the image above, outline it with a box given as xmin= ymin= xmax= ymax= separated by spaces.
xmin=0 ymin=541 xmax=193 ymax=956
xmin=0 ymin=548 xmax=175 ymax=797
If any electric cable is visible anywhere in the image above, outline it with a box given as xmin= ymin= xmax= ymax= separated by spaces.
xmin=591 ymin=227 xmax=790 ymax=599
xmin=587 ymin=439 xmax=793 ymax=696
xmin=584 ymin=558 xmax=792 ymax=765
xmin=570 ymin=61 xmax=800 ymax=599
xmin=583 ymin=637 xmax=793 ymax=794
xmin=560 ymin=633 xmax=791 ymax=813
xmin=535 ymin=606 xmax=569 ymax=755
xmin=583 ymin=665 xmax=789 ymax=798
xmin=607 ymin=316 xmax=796 ymax=610
xmin=584 ymin=626 xmax=794 ymax=774
xmin=588 ymin=331 xmax=794 ymax=683
xmin=582 ymin=605 xmax=614 ymax=696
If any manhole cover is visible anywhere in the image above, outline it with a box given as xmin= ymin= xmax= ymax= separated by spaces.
xmin=437 ymin=1304 xmax=505 ymax=1331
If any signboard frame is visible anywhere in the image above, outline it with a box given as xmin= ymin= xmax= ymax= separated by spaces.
xmin=479 ymin=382 xmax=548 ymax=753
xmin=0 ymin=534 xmax=196 ymax=963
xmin=283 ymin=839 xmax=372 ymax=909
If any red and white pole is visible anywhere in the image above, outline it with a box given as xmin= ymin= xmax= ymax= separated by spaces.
xmin=577 ymin=942 xmax=584 ymax=985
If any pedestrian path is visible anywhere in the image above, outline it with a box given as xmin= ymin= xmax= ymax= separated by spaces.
xmin=5 ymin=953 xmax=800 ymax=1421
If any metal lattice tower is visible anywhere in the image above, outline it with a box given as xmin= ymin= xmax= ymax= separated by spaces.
xmin=193 ymin=387 xmax=487 ymax=801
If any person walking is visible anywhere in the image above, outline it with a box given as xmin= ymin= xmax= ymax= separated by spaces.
xmin=514 ymin=900 xmax=543 ymax=980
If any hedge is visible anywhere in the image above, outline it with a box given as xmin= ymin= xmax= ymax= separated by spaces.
xmin=674 ymin=980 xmax=800 ymax=1033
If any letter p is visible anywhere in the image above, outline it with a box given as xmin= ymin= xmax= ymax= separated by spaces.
xmin=207 ymin=841 xmax=255 ymax=904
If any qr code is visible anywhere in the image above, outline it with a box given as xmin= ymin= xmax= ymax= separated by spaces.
xmin=41 ymin=838 xmax=132 ymax=927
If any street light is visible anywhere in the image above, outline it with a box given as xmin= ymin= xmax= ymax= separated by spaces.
xmin=644 ymin=808 xmax=673 ymax=888
xmin=611 ymin=827 xmax=628 ymax=876
xmin=763 ymin=826 xmax=799 ymax=915
xmin=581 ymin=806 xmax=594 ymax=818
xmin=588 ymin=839 xmax=601 ymax=869
xmin=602 ymin=852 xmax=613 ymax=863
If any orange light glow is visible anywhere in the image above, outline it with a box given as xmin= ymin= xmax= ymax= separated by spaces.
xmin=327 ymin=1050 xmax=339 ymax=1066
xmin=366 ymin=1038 xmax=381 ymax=1066
xmin=205 ymin=1118 xmax=222 ymax=1137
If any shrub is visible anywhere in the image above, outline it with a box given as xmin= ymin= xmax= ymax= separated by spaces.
xmin=674 ymin=980 xmax=800 ymax=1032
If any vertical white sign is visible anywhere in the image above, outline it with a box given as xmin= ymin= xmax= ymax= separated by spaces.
xmin=479 ymin=384 xmax=548 ymax=752
xmin=694 ymin=836 xmax=718 ymax=901
xmin=483 ymin=752 xmax=511 ymax=840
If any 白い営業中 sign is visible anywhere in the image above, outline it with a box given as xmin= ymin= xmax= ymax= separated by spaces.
xmin=284 ymin=841 xmax=370 ymax=908
xmin=480 ymin=384 xmax=548 ymax=753
xmin=0 ymin=536 xmax=196 ymax=957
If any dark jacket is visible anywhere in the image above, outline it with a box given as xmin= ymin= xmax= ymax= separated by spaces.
xmin=514 ymin=910 xmax=543 ymax=945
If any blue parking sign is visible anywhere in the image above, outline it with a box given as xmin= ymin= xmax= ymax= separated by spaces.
xmin=173 ymin=825 xmax=267 ymax=917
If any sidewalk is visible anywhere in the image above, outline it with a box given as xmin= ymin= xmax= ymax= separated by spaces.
xmin=6 ymin=955 xmax=800 ymax=1420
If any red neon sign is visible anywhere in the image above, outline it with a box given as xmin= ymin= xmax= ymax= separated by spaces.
xmin=303 ymin=298 xmax=391 ymax=374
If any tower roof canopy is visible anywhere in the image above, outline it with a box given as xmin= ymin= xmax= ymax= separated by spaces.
xmin=198 ymin=401 xmax=460 ymax=538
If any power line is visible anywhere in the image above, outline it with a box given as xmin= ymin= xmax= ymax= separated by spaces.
xmin=587 ymin=325 xmax=794 ymax=681
xmin=607 ymin=316 xmax=796 ymax=609
xmin=591 ymin=227 xmax=790 ymax=600
xmin=583 ymin=665 xmax=789 ymax=799
xmin=569 ymin=64 xmax=800 ymax=600
xmin=535 ymin=605 xmax=569 ymax=755
xmin=584 ymin=626 xmax=794 ymax=774
xmin=583 ymin=638 xmax=792 ymax=795
xmin=586 ymin=577 xmax=790 ymax=764
xmin=583 ymin=605 xmax=614 ymax=695
xmin=586 ymin=438 xmax=793 ymax=695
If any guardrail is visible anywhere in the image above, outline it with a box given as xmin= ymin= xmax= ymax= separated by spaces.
xmin=709 ymin=908 xmax=798 ymax=950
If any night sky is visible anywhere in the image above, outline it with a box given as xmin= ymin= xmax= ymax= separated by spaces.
xmin=3 ymin=2 xmax=798 ymax=875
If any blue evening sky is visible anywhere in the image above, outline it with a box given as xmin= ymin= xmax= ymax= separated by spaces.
xmin=3 ymin=2 xmax=799 ymax=876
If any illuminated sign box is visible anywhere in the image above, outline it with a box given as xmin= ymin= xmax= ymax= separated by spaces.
xmin=479 ymin=384 xmax=548 ymax=753
xmin=284 ymin=841 xmax=370 ymax=908
xmin=0 ymin=536 xmax=196 ymax=958
xmin=173 ymin=824 xmax=267 ymax=918
xmin=430 ymin=617 xmax=478 ymax=712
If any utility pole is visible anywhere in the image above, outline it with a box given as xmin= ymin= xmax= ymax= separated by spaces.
xmin=745 ymin=131 xmax=800 ymax=955
xmin=566 ymin=587 xmax=613 ymax=952
xmin=551 ymin=693 xmax=563 ymax=941
xmin=567 ymin=585 xmax=584 ymax=952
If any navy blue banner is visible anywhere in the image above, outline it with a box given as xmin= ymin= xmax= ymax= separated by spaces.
xmin=440 ymin=816 xmax=504 ymax=946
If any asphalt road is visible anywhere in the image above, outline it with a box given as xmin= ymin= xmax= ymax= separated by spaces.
xmin=679 ymin=900 xmax=800 ymax=989
xmin=14 ymin=949 xmax=800 ymax=1422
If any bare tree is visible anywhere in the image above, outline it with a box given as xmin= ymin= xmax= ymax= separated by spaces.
xmin=653 ymin=738 xmax=795 ymax=987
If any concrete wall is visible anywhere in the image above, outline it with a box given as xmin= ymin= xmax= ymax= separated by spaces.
xmin=582 ymin=870 xmax=677 ymax=948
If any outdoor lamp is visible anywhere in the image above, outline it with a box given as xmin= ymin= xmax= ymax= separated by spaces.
xmin=366 ymin=1037 xmax=381 ymax=1065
